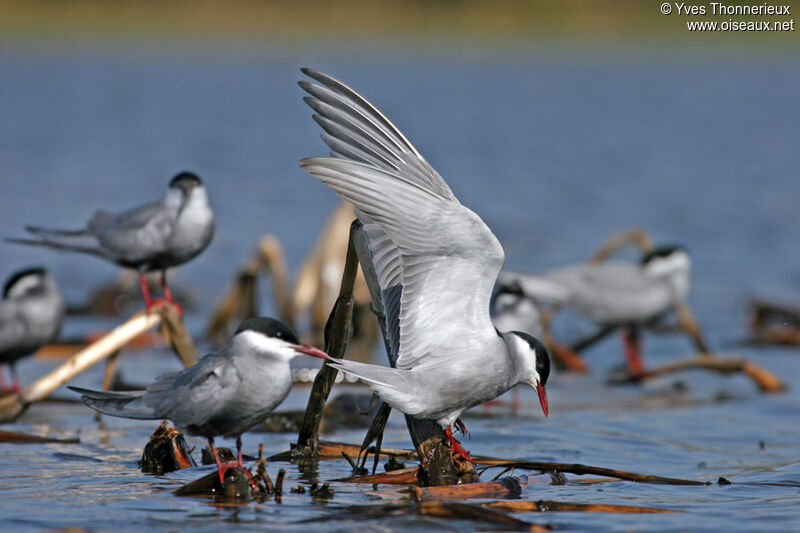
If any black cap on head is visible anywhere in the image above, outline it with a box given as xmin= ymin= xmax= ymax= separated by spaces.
xmin=235 ymin=317 xmax=299 ymax=344
xmin=513 ymin=331 xmax=551 ymax=386
xmin=641 ymin=245 xmax=686 ymax=265
xmin=169 ymin=171 xmax=202 ymax=189
xmin=3 ymin=267 xmax=47 ymax=298
xmin=490 ymin=280 xmax=524 ymax=309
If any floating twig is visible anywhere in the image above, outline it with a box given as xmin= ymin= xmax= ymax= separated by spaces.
xmin=477 ymin=460 xmax=711 ymax=485
xmin=301 ymin=501 xmax=549 ymax=531
xmin=484 ymin=500 xmax=678 ymax=514
xmin=608 ymin=354 xmax=785 ymax=393
xmin=410 ymin=476 xmax=527 ymax=501
xmin=0 ymin=430 xmax=79 ymax=444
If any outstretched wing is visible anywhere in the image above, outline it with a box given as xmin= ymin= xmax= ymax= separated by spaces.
xmin=299 ymin=68 xmax=457 ymax=202
xmin=300 ymin=70 xmax=504 ymax=370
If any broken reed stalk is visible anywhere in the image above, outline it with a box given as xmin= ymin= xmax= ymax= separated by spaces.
xmin=257 ymin=235 xmax=294 ymax=327
xmin=101 ymin=350 xmax=121 ymax=392
xmin=157 ymin=303 xmax=198 ymax=367
xmin=611 ymin=354 xmax=785 ymax=393
xmin=588 ymin=227 xmax=655 ymax=264
xmin=350 ymin=220 xmax=476 ymax=485
xmin=674 ymin=301 xmax=711 ymax=355
xmin=205 ymin=235 xmax=294 ymax=348
xmin=0 ymin=303 xmax=197 ymax=423
xmin=295 ymin=231 xmax=358 ymax=453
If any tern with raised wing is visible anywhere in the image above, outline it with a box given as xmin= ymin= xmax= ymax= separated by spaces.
xmin=70 ymin=317 xmax=329 ymax=484
xmin=298 ymin=68 xmax=550 ymax=460
xmin=498 ymin=245 xmax=691 ymax=372
xmin=0 ymin=267 xmax=64 ymax=394
xmin=7 ymin=172 xmax=214 ymax=314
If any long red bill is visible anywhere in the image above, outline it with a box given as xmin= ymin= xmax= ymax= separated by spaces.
xmin=292 ymin=344 xmax=331 ymax=360
xmin=536 ymin=383 xmax=549 ymax=418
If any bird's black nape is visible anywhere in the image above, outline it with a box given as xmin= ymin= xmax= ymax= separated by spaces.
xmin=3 ymin=266 xmax=47 ymax=298
xmin=169 ymin=171 xmax=202 ymax=189
xmin=512 ymin=330 xmax=551 ymax=386
xmin=641 ymin=245 xmax=687 ymax=265
xmin=235 ymin=317 xmax=299 ymax=344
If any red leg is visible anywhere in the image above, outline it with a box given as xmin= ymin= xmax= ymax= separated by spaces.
xmin=444 ymin=425 xmax=476 ymax=463
xmin=454 ymin=418 xmax=469 ymax=436
xmin=140 ymin=273 xmax=156 ymax=312
xmin=0 ymin=366 xmax=11 ymax=395
xmin=160 ymin=271 xmax=182 ymax=316
xmin=235 ymin=436 xmax=257 ymax=490
xmin=209 ymin=437 xmax=236 ymax=486
xmin=8 ymin=364 xmax=21 ymax=394
xmin=622 ymin=328 xmax=645 ymax=374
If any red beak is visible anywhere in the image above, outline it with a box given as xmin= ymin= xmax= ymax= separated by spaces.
xmin=292 ymin=343 xmax=331 ymax=360
xmin=536 ymin=383 xmax=549 ymax=418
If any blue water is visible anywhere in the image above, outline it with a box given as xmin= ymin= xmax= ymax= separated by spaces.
xmin=1 ymin=46 xmax=799 ymax=531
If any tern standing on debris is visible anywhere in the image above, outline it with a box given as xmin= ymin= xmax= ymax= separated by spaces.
xmin=7 ymin=172 xmax=214 ymax=314
xmin=0 ymin=267 xmax=64 ymax=394
xmin=70 ymin=317 xmax=329 ymax=484
xmin=298 ymin=68 xmax=550 ymax=461
xmin=498 ymin=245 xmax=691 ymax=372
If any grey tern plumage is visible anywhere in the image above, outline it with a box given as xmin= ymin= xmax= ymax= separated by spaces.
xmin=7 ymin=171 xmax=214 ymax=314
xmin=70 ymin=317 xmax=329 ymax=484
xmin=0 ymin=267 xmax=64 ymax=394
xmin=499 ymin=245 xmax=691 ymax=372
xmin=298 ymin=68 xmax=550 ymax=460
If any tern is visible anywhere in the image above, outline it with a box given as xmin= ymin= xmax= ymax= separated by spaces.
xmin=0 ymin=267 xmax=64 ymax=394
xmin=70 ymin=317 xmax=329 ymax=484
xmin=7 ymin=172 xmax=214 ymax=314
xmin=499 ymin=246 xmax=691 ymax=372
xmin=491 ymin=281 xmax=545 ymax=339
xmin=298 ymin=68 xmax=550 ymax=461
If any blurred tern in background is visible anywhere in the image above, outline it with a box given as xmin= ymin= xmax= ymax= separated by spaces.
xmin=7 ymin=172 xmax=214 ymax=315
xmin=0 ymin=267 xmax=64 ymax=394
xmin=498 ymin=245 xmax=691 ymax=373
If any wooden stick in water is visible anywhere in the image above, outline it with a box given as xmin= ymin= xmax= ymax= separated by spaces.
xmin=611 ymin=354 xmax=785 ymax=393
xmin=295 ymin=230 xmax=358 ymax=452
xmin=477 ymin=459 xmax=710 ymax=485
xmin=484 ymin=500 xmax=678 ymax=514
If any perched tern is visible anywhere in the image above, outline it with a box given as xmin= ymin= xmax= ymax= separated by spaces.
xmin=7 ymin=172 xmax=214 ymax=314
xmin=70 ymin=317 xmax=329 ymax=484
xmin=298 ymin=68 xmax=550 ymax=460
xmin=499 ymin=246 xmax=690 ymax=372
xmin=491 ymin=281 xmax=544 ymax=339
xmin=0 ymin=267 xmax=64 ymax=394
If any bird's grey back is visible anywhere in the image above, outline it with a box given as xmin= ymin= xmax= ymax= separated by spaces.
xmin=546 ymin=262 xmax=680 ymax=324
